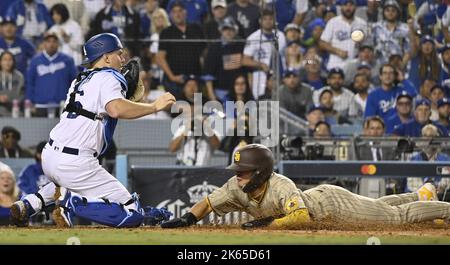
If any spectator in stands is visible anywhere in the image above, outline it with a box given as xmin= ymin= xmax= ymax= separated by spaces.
xmin=221 ymin=74 xmax=254 ymax=163
xmin=226 ymin=0 xmax=260 ymax=39
xmin=279 ymin=68 xmax=312 ymax=119
xmin=5 ymin=0 xmax=53 ymax=45
xmin=364 ymin=64 xmax=416 ymax=121
xmin=302 ymin=18 xmax=326 ymax=49
xmin=43 ymin=0 xmax=90 ymax=36
xmin=348 ymin=73 xmax=370 ymax=119
xmin=407 ymin=34 xmax=441 ymax=93
xmin=429 ymin=85 xmax=446 ymax=121
xmin=0 ymin=126 xmax=32 ymax=158
xmin=343 ymin=44 xmax=380 ymax=88
xmin=0 ymin=51 xmax=24 ymax=117
xmin=385 ymin=90 xmax=414 ymax=135
xmin=26 ymin=32 xmax=77 ymax=117
xmin=393 ymin=99 xmax=449 ymax=137
xmin=47 ymin=3 xmax=84 ymax=66
xmin=203 ymin=0 xmax=227 ymax=40
xmin=156 ymin=1 xmax=205 ymax=99
xmin=140 ymin=0 xmax=159 ymax=40
xmin=440 ymin=44 xmax=450 ymax=87
xmin=318 ymin=88 xmax=352 ymax=125
xmin=417 ymin=78 xmax=436 ymax=101
xmin=203 ymin=17 xmax=244 ymax=103
xmin=313 ymin=120 xmax=332 ymax=138
xmin=323 ymin=5 xmax=337 ymax=23
xmin=17 ymin=141 xmax=50 ymax=196
xmin=319 ymin=0 xmax=368 ymax=70
xmin=178 ymin=75 xmax=206 ymax=106
xmin=282 ymin=41 xmax=303 ymax=72
xmin=313 ymin=68 xmax=354 ymax=117
xmin=0 ymin=164 xmax=19 ymax=226
xmin=302 ymin=0 xmax=326 ymax=27
xmin=436 ymin=98 xmax=450 ymax=132
xmin=300 ymin=52 xmax=326 ymax=90
xmin=358 ymin=116 xmax=396 ymax=196
xmin=0 ymin=17 xmax=35 ymax=76
xmin=406 ymin=124 xmax=450 ymax=200
xmin=284 ymin=23 xmax=303 ymax=44
xmin=242 ymin=9 xmax=286 ymax=99
xmin=169 ymin=103 xmax=221 ymax=166
xmin=83 ymin=0 xmax=107 ymax=21
xmin=306 ymin=105 xmax=325 ymax=136
xmin=166 ymin=0 xmax=209 ymax=25
xmin=270 ymin=0 xmax=308 ymax=31
xmin=371 ymin=0 xmax=409 ymax=66
xmin=89 ymin=0 xmax=141 ymax=57
xmin=148 ymin=8 xmax=171 ymax=91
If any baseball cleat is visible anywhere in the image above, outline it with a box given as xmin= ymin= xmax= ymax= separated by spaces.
xmin=10 ymin=200 xmax=34 ymax=227
xmin=417 ymin=183 xmax=438 ymax=201
xmin=52 ymin=187 xmax=73 ymax=228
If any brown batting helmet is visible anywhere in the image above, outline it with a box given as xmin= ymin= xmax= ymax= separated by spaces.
xmin=227 ymin=144 xmax=274 ymax=193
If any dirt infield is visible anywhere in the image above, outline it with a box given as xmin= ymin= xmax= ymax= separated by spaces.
xmin=1 ymin=222 xmax=450 ymax=244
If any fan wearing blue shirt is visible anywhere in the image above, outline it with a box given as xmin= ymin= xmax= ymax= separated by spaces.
xmin=365 ymin=64 xmax=417 ymax=121
xmin=25 ymin=33 xmax=77 ymax=111
xmin=393 ymin=99 xmax=449 ymax=137
xmin=385 ymin=91 xmax=414 ymax=134
xmin=0 ymin=17 xmax=35 ymax=76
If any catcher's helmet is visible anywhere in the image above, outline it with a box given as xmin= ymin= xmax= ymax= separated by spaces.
xmin=227 ymin=144 xmax=274 ymax=193
xmin=82 ymin=33 xmax=123 ymax=65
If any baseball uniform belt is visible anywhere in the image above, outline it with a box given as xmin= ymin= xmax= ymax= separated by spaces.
xmin=48 ymin=139 xmax=98 ymax=157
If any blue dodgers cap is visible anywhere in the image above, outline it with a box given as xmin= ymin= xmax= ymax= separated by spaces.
xmin=327 ymin=67 xmax=345 ymax=78
xmin=170 ymin=0 xmax=186 ymax=10
xmin=357 ymin=61 xmax=372 ymax=70
xmin=307 ymin=105 xmax=325 ymax=114
xmin=338 ymin=0 xmax=356 ymax=5
xmin=437 ymin=98 xmax=450 ymax=108
xmin=415 ymin=98 xmax=431 ymax=109
xmin=283 ymin=68 xmax=299 ymax=77
xmin=396 ymin=90 xmax=413 ymax=101
xmin=324 ymin=5 xmax=337 ymax=15
xmin=420 ymin=35 xmax=435 ymax=45
xmin=439 ymin=43 xmax=450 ymax=54
xmin=0 ymin=16 xmax=16 ymax=25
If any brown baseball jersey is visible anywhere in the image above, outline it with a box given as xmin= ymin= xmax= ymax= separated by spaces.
xmin=207 ymin=173 xmax=306 ymax=219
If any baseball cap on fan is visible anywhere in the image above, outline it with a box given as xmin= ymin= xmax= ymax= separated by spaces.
xmin=212 ymin=0 xmax=227 ymax=8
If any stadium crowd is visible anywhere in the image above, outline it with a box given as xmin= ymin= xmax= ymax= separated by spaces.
xmin=1 ymin=0 xmax=450 ymax=224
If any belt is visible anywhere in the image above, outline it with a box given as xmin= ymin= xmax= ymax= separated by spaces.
xmin=48 ymin=139 xmax=98 ymax=157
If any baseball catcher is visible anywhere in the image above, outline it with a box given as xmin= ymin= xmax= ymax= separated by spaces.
xmin=10 ymin=33 xmax=176 ymax=228
xmin=162 ymin=144 xmax=450 ymax=229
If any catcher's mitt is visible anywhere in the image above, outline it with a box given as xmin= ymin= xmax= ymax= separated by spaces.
xmin=121 ymin=59 xmax=145 ymax=102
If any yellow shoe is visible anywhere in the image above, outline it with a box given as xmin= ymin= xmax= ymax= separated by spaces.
xmin=417 ymin=183 xmax=438 ymax=201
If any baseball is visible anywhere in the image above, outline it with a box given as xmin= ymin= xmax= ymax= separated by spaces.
xmin=351 ymin=30 xmax=365 ymax=42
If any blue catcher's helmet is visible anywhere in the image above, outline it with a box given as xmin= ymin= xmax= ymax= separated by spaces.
xmin=82 ymin=33 xmax=123 ymax=65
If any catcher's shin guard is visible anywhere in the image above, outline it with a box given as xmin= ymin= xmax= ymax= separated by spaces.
xmin=68 ymin=194 xmax=144 ymax=228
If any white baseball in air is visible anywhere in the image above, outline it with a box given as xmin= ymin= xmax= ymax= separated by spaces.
xmin=351 ymin=30 xmax=365 ymax=42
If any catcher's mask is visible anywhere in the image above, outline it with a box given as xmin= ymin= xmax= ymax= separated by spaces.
xmin=227 ymin=144 xmax=274 ymax=193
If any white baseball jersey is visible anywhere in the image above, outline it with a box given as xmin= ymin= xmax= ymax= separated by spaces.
xmin=49 ymin=69 xmax=126 ymax=155
xmin=320 ymin=15 xmax=368 ymax=70
xmin=244 ymin=29 xmax=286 ymax=98
xmin=24 ymin=69 xmax=134 ymax=213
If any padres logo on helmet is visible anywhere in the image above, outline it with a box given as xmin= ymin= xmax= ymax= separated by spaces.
xmin=234 ymin=152 xmax=240 ymax=162
xmin=227 ymin=144 xmax=274 ymax=193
